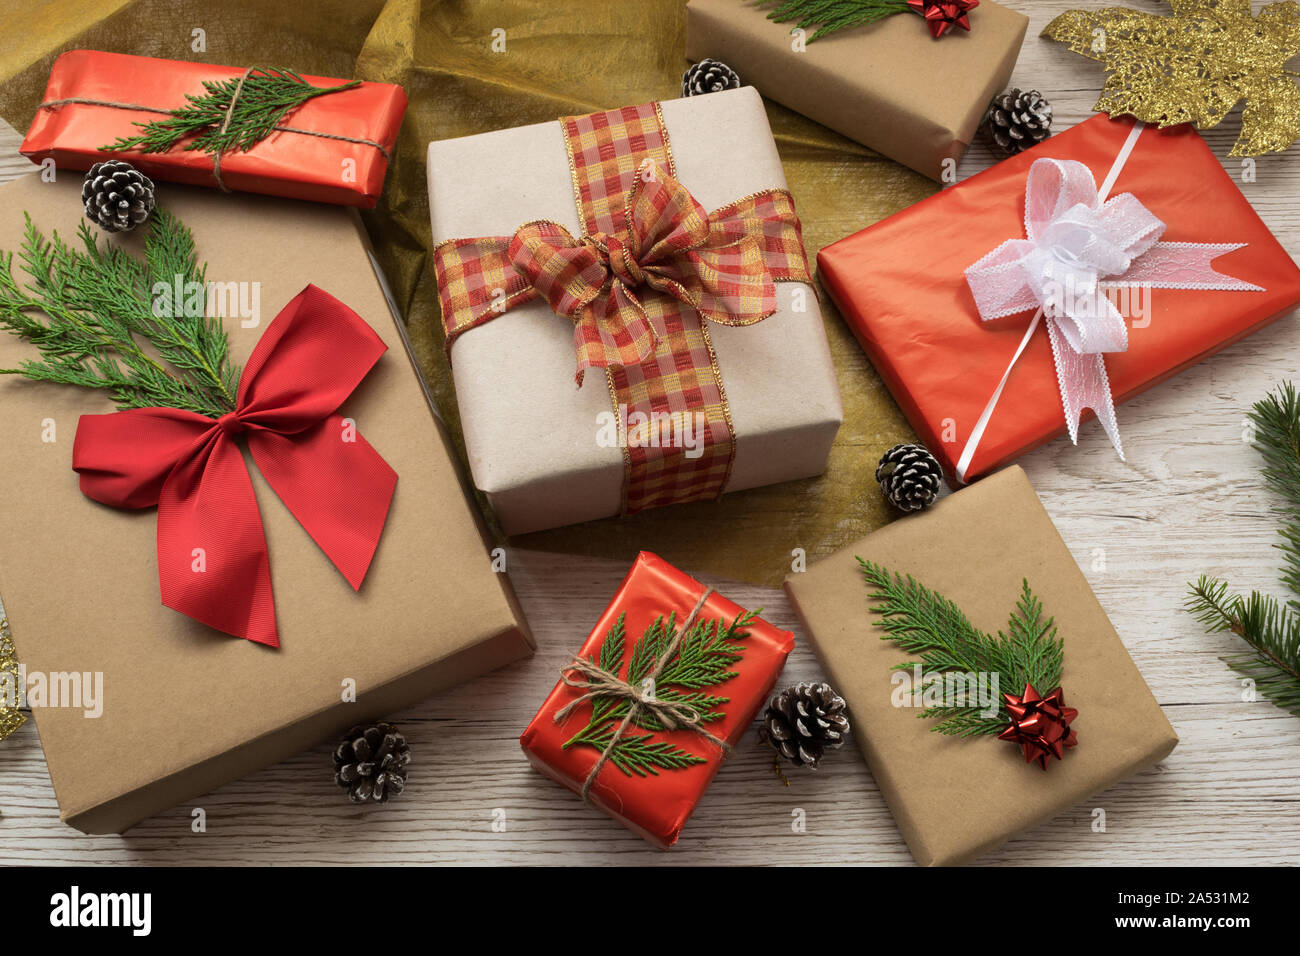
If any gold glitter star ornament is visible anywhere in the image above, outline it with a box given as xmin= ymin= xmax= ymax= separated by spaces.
xmin=1044 ymin=0 xmax=1300 ymax=156
xmin=0 ymin=617 xmax=25 ymax=742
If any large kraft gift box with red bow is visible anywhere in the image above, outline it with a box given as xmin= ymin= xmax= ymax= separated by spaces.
xmin=784 ymin=466 xmax=1178 ymax=866
xmin=685 ymin=0 xmax=1028 ymax=181
xmin=20 ymin=51 xmax=406 ymax=207
xmin=0 ymin=173 xmax=533 ymax=832
xmin=521 ymin=551 xmax=794 ymax=848
xmin=427 ymin=86 xmax=842 ymax=535
xmin=819 ymin=115 xmax=1300 ymax=483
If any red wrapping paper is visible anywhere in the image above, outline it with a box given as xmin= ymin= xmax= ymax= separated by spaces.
xmin=20 ymin=51 xmax=406 ymax=208
xmin=818 ymin=115 xmax=1300 ymax=481
xmin=521 ymin=552 xmax=793 ymax=848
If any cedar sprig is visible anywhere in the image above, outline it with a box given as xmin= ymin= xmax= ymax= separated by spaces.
xmin=102 ymin=68 xmax=360 ymax=159
xmin=1186 ymin=383 xmax=1300 ymax=718
xmin=563 ymin=608 xmax=753 ymax=776
xmin=756 ymin=0 xmax=912 ymax=42
xmin=858 ymin=560 xmax=1064 ymax=736
xmin=0 ymin=210 xmax=238 ymax=417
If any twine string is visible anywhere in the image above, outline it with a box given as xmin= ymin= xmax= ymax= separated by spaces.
xmin=553 ymin=587 xmax=731 ymax=802
xmin=38 ymin=78 xmax=391 ymax=192
xmin=209 ymin=67 xmax=254 ymax=192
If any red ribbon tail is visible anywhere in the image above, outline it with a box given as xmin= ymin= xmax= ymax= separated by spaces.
xmin=247 ymin=416 xmax=396 ymax=590
xmin=157 ymin=431 xmax=279 ymax=646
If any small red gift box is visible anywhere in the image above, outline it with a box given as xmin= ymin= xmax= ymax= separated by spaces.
xmin=818 ymin=115 xmax=1300 ymax=481
xmin=521 ymin=552 xmax=793 ymax=848
xmin=21 ymin=51 xmax=406 ymax=207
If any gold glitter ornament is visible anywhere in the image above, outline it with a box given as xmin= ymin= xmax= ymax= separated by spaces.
xmin=1044 ymin=0 xmax=1300 ymax=156
xmin=0 ymin=617 xmax=24 ymax=742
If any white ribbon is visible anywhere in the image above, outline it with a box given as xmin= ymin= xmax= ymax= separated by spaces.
xmin=956 ymin=122 xmax=1264 ymax=484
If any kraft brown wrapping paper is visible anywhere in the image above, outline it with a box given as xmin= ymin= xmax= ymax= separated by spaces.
xmin=784 ymin=466 xmax=1177 ymax=866
xmin=686 ymin=0 xmax=1028 ymax=181
xmin=0 ymin=173 xmax=534 ymax=833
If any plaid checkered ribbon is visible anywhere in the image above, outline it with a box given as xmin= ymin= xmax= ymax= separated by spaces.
xmin=434 ymin=102 xmax=811 ymax=513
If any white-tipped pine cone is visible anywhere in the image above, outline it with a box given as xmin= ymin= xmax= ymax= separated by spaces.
xmin=81 ymin=160 xmax=155 ymax=233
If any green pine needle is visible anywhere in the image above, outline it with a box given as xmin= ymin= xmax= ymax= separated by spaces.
xmin=1186 ymin=383 xmax=1300 ymax=718
xmin=102 ymin=68 xmax=360 ymax=159
xmin=562 ymin=607 xmax=755 ymax=775
xmin=858 ymin=560 xmax=1064 ymax=736
xmin=0 ymin=210 xmax=238 ymax=417
xmin=756 ymin=0 xmax=913 ymax=42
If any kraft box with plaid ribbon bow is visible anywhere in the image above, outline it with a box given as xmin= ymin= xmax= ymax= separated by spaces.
xmin=427 ymin=87 xmax=843 ymax=535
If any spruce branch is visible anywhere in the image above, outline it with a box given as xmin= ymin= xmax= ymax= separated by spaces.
xmin=0 ymin=210 xmax=238 ymax=417
xmin=858 ymin=560 xmax=1064 ymax=736
xmin=1187 ymin=385 xmax=1300 ymax=719
xmin=102 ymin=68 xmax=360 ymax=159
xmin=756 ymin=0 xmax=912 ymax=42
xmin=562 ymin=607 xmax=753 ymax=775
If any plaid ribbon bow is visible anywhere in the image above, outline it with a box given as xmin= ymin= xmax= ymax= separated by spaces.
xmin=509 ymin=161 xmax=785 ymax=384
xmin=433 ymin=101 xmax=812 ymax=514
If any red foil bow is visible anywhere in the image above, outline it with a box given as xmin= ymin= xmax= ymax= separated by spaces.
xmin=908 ymin=0 xmax=979 ymax=37
xmin=507 ymin=161 xmax=783 ymax=385
xmin=997 ymin=682 xmax=1079 ymax=769
xmin=72 ymin=284 xmax=397 ymax=647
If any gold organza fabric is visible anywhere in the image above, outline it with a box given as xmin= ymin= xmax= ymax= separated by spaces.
xmin=0 ymin=0 xmax=935 ymax=586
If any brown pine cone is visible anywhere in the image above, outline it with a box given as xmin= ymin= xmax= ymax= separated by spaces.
xmin=761 ymin=682 xmax=850 ymax=769
xmin=983 ymin=88 xmax=1053 ymax=156
xmin=876 ymin=442 xmax=943 ymax=512
xmin=81 ymin=160 xmax=155 ymax=233
xmin=333 ymin=722 xmax=410 ymax=803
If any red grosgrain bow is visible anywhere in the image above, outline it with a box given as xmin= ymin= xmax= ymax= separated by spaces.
xmin=71 ymin=285 xmax=397 ymax=648
xmin=908 ymin=0 xmax=978 ymax=38
xmin=997 ymin=683 xmax=1079 ymax=770
xmin=507 ymin=162 xmax=781 ymax=385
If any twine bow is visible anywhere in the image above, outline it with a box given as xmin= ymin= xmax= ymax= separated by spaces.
xmin=553 ymin=587 xmax=730 ymax=801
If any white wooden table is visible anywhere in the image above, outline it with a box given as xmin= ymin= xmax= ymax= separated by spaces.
xmin=2 ymin=0 xmax=1298 ymax=865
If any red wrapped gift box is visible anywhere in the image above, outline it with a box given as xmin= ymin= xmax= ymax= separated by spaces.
xmin=818 ymin=115 xmax=1300 ymax=481
xmin=21 ymin=51 xmax=406 ymax=208
xmin=521 ymin=552 xmax=793 ymax=848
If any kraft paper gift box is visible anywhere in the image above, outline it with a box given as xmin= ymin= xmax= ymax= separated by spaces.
xmin=21 ymin=50 xmax=407 ymax=207
xmin=685 ymin=0 xmax=1028 ymax=181
xmin=426 ymin=86 xmax=843 ymax=535
xmin=521 ymin=551 xmax=794 ymax=848
xmin=0 ymin=173 xmax=533 ymax=833
xmin=818 ymin=115 xmax=1300 ymax=483
xmin=784 ymin=465 xmax=1178 ymax=866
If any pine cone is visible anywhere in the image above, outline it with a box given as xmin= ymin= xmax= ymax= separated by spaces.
xmin=983 ymin=88 xmax=1053 ymax=157
xmin=81 ymin=160 xmax=156 ymax=234
xmin=761 ymin=682 xmax=850 ymax=769
xmin=682 ymin=58 xmax=741 ymax=97
xmin=333 ymin=722 xmax=410 ymax=804
xmin=876 ymin=442 xmax=943 ymax=512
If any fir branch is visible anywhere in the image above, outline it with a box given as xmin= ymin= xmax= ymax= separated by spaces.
xmin=561 ymin=607 xmax=753 ymax=774
xmin=102 ymin=68 xmax=360 ymax=159
xmin=756 ymin=0 xmax=912 ymax=42
xmin=0 ymin=210 xmax=238 ymax=417
xmin=858 ymin=560 xmax=1064 ymax=736
xmin=1185 ymin=383 xmax=1300 ymax=719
